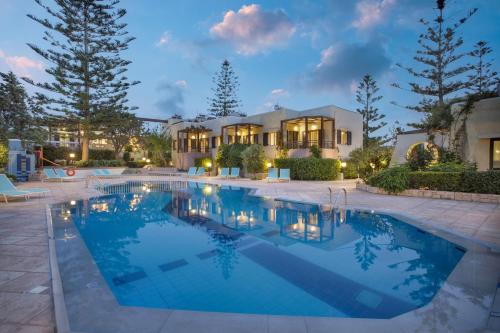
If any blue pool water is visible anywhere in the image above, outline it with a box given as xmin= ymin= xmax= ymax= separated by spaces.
xmin=53 ymin=181 xmax=465 ymax=318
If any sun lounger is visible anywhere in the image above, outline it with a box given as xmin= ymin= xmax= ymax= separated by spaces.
xmin=0 ymin=174 xmax=50 ymax=203
xmin=279 ymin=168 xmax=291 ymax=182
xmin=266 ymin=168 xmax=278 ymax=182
xmin=229 ymin=167 xmax=240 ymax=179
xmin=218 ymin=168 xmax=229 ymax=178
xmin=195 ymin=167 xmax=205 ymax=176
xmin=187 ymin=167 xmax=197 ymax=177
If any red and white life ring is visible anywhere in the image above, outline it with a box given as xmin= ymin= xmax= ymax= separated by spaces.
xmin=66 ymin=168 xmax=76 ymax=177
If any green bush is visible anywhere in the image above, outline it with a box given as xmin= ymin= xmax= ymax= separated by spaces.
xmin=126 ymin=161 xmax=147 ymax=168
xmin=309 ymin=145 xmax=321 ymax=159
xmin=407 ymin=145 xmax=434 ymax=171
xmin=347 ymin=144 xmax=393 ymax=180
xmin=274 ymin=158 xmax=340 ymax=180
xmin=367 ymin=166 xmax=410 ymax=194
xmin=74 ymin=160 xmax=124 ymax=168
xmin=343 ymin=162 xmax=358 ymax=179
xmin=123 ymin=151 xmax=130 ymax=162
xmin=408 ymin=171 xmax=462 ymax=192
xmin=461 ymin=171 xmax=500 ymax=194
xmin=89 ymin=149 xmax=115 ymax=160
xmin=215 ymin=143 xmax=247 ymax=168
xmin=241 ymin=144 xmax=265 ymax=177
xmin=194 ymin=157 xmax=212 ymax=168
xmin=0 ymin=143 xmax=8 ymax=167
xmin=368 ymin=168 xmax=500 ymax=195
xmin=426 ymin=162 xmax=475 ymax=172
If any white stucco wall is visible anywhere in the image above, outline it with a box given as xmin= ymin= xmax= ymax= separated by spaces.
xmin=166 ymin=105 xmax=363 ymax=169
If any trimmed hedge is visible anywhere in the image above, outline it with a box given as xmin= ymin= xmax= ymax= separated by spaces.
xmin=42 ymin=145 xmax=115 ymax=165
xmin=274 ymin=158 xmax=340 ymax=180
xmin=74 ymin=159 xmax=124 ymax=167
xmin=408 ymin=171 xmax=462 ymax=192
xmin=368 ymin=169 xmax=500 ymax=194
xmin=367 ymin=167 xmax=409 ymax=194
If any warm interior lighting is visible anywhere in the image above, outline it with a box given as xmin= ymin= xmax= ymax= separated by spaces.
xmin=311 ymin=124 xmax=317 ymax=130
xmin=236 ymin=131 xmax=241 ymax=135
xmin=191 ymin=135 xmax=196 ymax=139
xmin=201 ymin=134 xmax=206 ymax=138
xmin=293 ymin=125 xmax=299 ymax=131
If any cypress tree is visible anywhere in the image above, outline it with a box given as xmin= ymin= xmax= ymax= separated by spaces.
xmin=208 ymin=59 xmax=241 ymax=117
xmin=26 ymin=0 xmax=139 ymax=161
xmin=355 ymin=74 xmax=387 ymax=147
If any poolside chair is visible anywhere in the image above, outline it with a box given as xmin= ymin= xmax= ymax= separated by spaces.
xmin=54 ymin=168 xmax=84 ymax=181
xmin=195 ymin=167 xmax=205 ymax=177
xmin=218 ymin=168 xmax=229 ymax=178
xmin=91 ymin=169 xmax=104 ymax=177
xmin=187 ymin=167 xmax=197 ymax=177
xmin=279 ymin=169 xmax=291 ymax=182
xmin=98 ymin=169 xmax=120 ymax=178
xmin=0 ymin=174 xmax=50 ymax=203
xmin=266 ymin=168 xmax=279 ymax=182
xmin=43 ymin=168 xmax=65 ymax=182
xmin=229 ymin=167 xmax=240 ymax=179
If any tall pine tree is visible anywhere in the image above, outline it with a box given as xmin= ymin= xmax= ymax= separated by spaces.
xmin=468 ymin=41 xmax=498 ymax=95
xmin=393 ymin=0 xmax=477 ymax=130
xmin=26 ymin=0 xmax=139 ymax=161
xmin=0 ymin=71 xmax=47 ymax=143
xmin=356 ymin=75 xmax=387 ymax=147
xmin=208 ymin=59 xmax=241 ymax=117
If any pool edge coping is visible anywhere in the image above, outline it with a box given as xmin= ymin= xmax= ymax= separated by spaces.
xmin=46 ymin=204 xmax=71 ymax=333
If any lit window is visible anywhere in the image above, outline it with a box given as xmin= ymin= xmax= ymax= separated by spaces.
xmin=269 ymin=132 xmax=278 ymax=146
xmin=493 ymin=139 xmax=500 ymax=169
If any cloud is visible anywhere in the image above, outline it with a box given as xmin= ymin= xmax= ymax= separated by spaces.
xmin=305 ymin=41 xmax=391 ymax=92
xmin=210 ymin=4 xmax=296 ymax=55
xmin=352 ymin=0 xmax=396 ymax=30
xmin=270 ymin=88 xmax=289 ymax=99
xmin=155 ymin=31 xmax=172 ymax=47
xmin=155 ymin=80 xmax=187 ymax=116
xmin=0 ymin=49 xmax=43 ymax=77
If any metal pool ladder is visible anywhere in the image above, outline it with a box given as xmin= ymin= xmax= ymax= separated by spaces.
xmin=328 ymin=187 xmax=347 ymax=207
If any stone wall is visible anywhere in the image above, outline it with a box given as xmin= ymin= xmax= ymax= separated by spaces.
xmin=356 ymin=183 xmax=500 ymax=204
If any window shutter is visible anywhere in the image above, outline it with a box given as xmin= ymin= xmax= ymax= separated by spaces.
xmin=263 ymin=133 xmax=268 ymax=146
xmin=211 ymin=136 xmax=216 ymax=148
xmin=337 ymin=130 xmax=341 ymax=144
xmin=347 ymin=131 xmax=352 ymax=145
xmin=173 ymin=140 xmax=176 ymax=151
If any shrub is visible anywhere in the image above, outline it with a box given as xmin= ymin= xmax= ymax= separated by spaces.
xmin=309 ymin=145 xmax=321 ymax=159
xmin=42 ymin=146 xmax=114 ymax=164
xmin=0 ymin=143 xmax=8 ymax=167
xmin=89 ymin=149 xmax=115 ymax=160
xmin=74 ymin=160 xmax=124 ymax=168
xmin=367 ymin=166 xmax=410 ymax=194
xmin=407 ymin=145 xmax=434 ymax=171
xmin=369 ymin=169 xmax=500 ymax=195
xmin=215 ymin=143 xmax=247 ymax=168
xmin=343 ymin=162 xmax=358 ymax=179
xmin=347 ymin=144 xmax=393 ymax=180
xmin=194 ymin=157 xmax=212 ymax=168
xmin=241 ymin=144 xmax=265 ymax=178
xmin=461 ymin=171 xmax=500 ymax=194
xmin=123 ymin=151 xmax=130 ymax=162
xmin=126 ymin=161 xmax=147 ymax=168
xmin=426 ymin=162 xmax=475 ymax=172
xmin=274 ymin=158 xmax=340 ymax=180
xmin=408 ymin=171 xmax=462 ymax=192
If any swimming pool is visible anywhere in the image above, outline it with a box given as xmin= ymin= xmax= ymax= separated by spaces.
xmin=53 ymin=181 xmax=465 ymax=319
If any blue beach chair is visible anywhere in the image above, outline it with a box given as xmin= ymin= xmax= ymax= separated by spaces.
xmin=0 ymin=174 xmax=50 ymax=203
xmin=279 ymin=169 xmax=291 ymax=182
xmin=266 ymin=168 xmax=278 ymax=182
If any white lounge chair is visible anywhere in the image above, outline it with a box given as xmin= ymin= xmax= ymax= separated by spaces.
xmin=0 ymin=174 xmax=50 ymax=203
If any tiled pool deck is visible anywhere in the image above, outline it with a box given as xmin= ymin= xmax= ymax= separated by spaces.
xmin=1 ymin=175 xmax=500 ymax=332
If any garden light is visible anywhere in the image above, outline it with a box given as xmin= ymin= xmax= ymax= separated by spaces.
xmin=341 ymin=161 xmax=347 ymax=168
xmin=69 ymin=153 xmax=75 ymax=159
xmin=266 ymin=162 xmax=272 ymax=168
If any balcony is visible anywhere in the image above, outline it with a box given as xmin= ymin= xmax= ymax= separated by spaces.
xmin=177 ymin=125 xmax=212 ymax=153
xmin=281 ymin=116 xmax=336 ymax=149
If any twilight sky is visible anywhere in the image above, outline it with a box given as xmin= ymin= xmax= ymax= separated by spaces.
xmin=0 ymin=0 xmax=499 ymax=135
